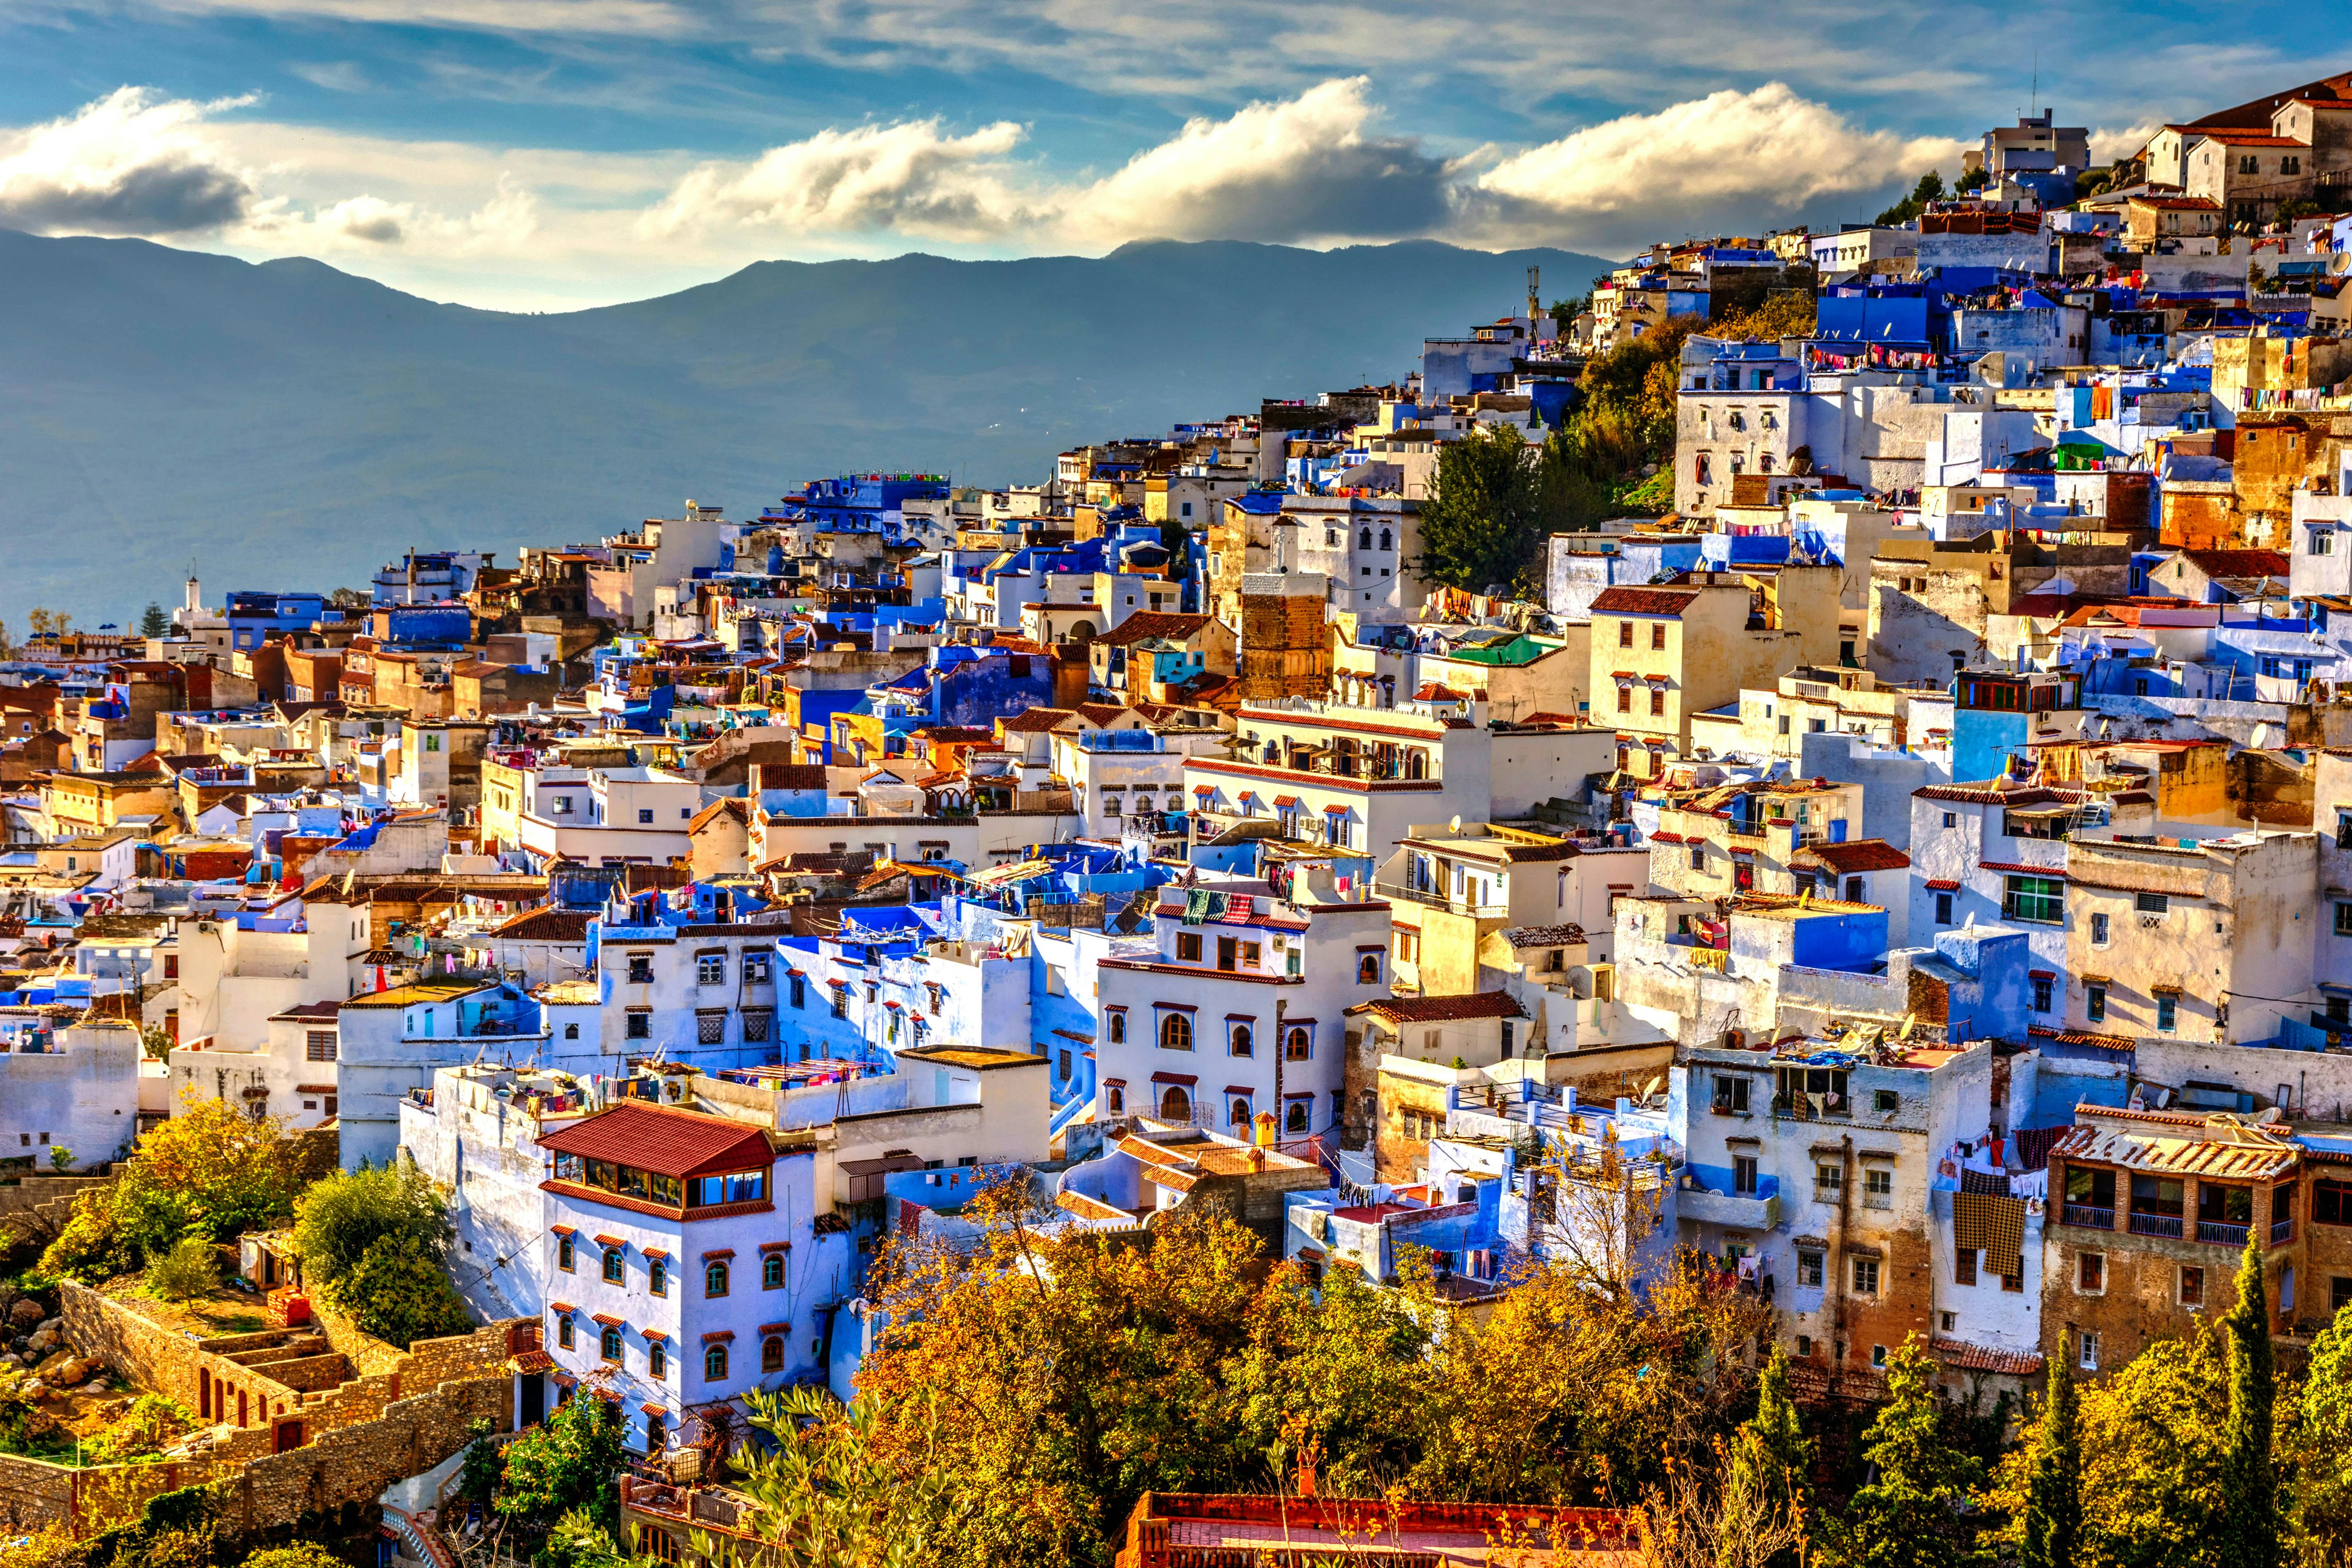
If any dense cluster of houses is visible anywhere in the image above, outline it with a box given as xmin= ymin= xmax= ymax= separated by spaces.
xmin=16 ymin=75 xmax=2352 ymax=1539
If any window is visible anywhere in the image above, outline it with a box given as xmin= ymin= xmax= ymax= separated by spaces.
xmin=1796 ymin=1334 xmax=1813 ymax=1357
xmin=1870 ymin=1343 xmax=1888 ymax=1369
xmin=564 ymin=1023 xmax=580 ymax=1040
xmin=557 ymin=1316 xmax=574 ymax=1349
xmin=2318 ymin=1179 xmax=2352 ymax=1226
xmin=1942 ymin=812 xmax=1957 ymax=828
xmin=627 ymin=954 xmax=654 ymax=984
xmin=742 ymin=1009 xmax=771 ymax=1044
xmin=705 ymin=1261 xmax=730 ymax=1297
xmin=1733 ymin=1155 xmax=1758 ymax=1195
xmin=2086 ymin=984 xmax=2107 ymax=1024
xmin=1935 ymin=892 xmax=1953 ymax=925
xmin=2180 ymin=1264 xmax=2205 ymax=1308
xmin=558 ymin=1236 xmax=575 ymax=1272
xmin=705 ymin=1344 xmax=728 ymax=1381
xmin=2078 ymin=1252 xmax=2105 ymax=1294
xmin=1864 ymin=1168 xmax=1893 ymax=1207
xmin=1797 ymin=1251 xmax=1824 ymax=1288
xmin=601 ymin=1326 xmax=622 ymax=1362
xmin=1617 ymin=686 xmax=1632 ymax=713
xmin=763 ymin=1253 xmax=785 ymax=1290
xmin=638 ymin=809 xmax=654 ymax=824
xmin=2031 ymin=975 xmax=2053 ymax=1013
xmin=603 ymin=1247 xmax=625 ymax=1283
xmin=1815 ymin=1163 xmax=1842 ymax=1196
xmin=1650 ymin=624 xmax=1666 ymax=651
xmin=1108 ymin=1012 xmax=1127 ymax=1044
xmin=1955 ymin=1247 xmax=1978 ymax=1286
xmin=697 ymin=1011 xmax=725 ymax=1045
xmin=1358 ymin=954 xmax=1379 ymax=984
xmin=648 ymin=1340 xmax=666 ymax=1378
xmin=2002 ymin=874 xmax=2063 ymax=925
xmin=1175 ymin=932 xmax=1202 ymax=962
xmin=306 ymin=1030 xmax=337 ymax=1062
xmin=1690 ymin=845 xmax=1706 ymax=871
xmin=762 ymin=1336 xmax=785 ymax=1374
xmin=1286 ymin=1100 xmax=1309 ymax=1134
xmin=1648 ymin=688 xmax=1665 ymax=717
xmin=1618 ymin=621 xmax=1634 ymax=648
xmin=2079 ymin=1330 xmax=2099 ymax=1372
xmin=830 ymin=987 xmax=847 ymax=1020
xmin=1160 ymin=1013 xmax=1193 ymax=1052
xmin=2135 ymin=892 xmax=2168 ymax=916
xmin=1852 ymin=1258 xmax=1880 ymax=1294
xmin=743 ymin=952 xmax=770 ymax=984
xmin=1239 ymin=942 xmax=1261 ymax=969
xmin=2091 ymin=912 xmax=2109 ymax=946
xmin=626 ymin=1009 xmax=652 ymax=1040
xmin=1873 ymin=1089 xmax=1898 ymax=1114
xmin=2335 ymin=1276 xmax=2352 ymax=1313
xmin=790 ymin=975 xmax=806 ymax=1008
xmin=2157 ymin=994 xmax=2177 ymax=1033
xmin=1285 ymin=1027 xmax=1311 ymax=1061
xmin=698 ymin=953 xmax=725 ymax=985
xmin=1712 ymin=1074 xmax=1750 ymax=1114
xmin=2337 ymin=904 xmax=2352 ymax=939
xmin=649 ymin=1258 xmax=667 ymax=1296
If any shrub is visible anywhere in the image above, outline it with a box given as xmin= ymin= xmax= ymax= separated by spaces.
xmin=332 ymin=1232 xmax=472 ymax=1350
xmin=86 ymin=1396 xmax=200 ymax=1465
xmin=292 ymin=1164 xmax=453 ymax=1290
xmin=49 ymin=1147 xmax=73 ymax=1173
xmin=144 ymin=1239 xmax=221 ymax=1304
xmin=233 ymin=1546 xmax=343 ymax=1568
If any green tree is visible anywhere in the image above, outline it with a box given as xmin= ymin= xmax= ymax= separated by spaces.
xmin=1417 ymin=424 xmax=1554 ymax=592
xmin=536 ymin=1509 xmax=631 ymax=1568
xmin=292 ymin=1162 xmax=454 ymax=1288
xmin=733 ymin=1383 xmax=954 ymax=1568
xmin=1824 ymin=1338 xmax=1986 ymax=1568
xmin=332 ymin=1230 xmax=473 ymax=1349
xmin=2293 ymin=1302 xmax=2352 ymax=1565
xmin=1715 ymin=1346 xmax=1810 ymax=1565
xmin=143 ymin=1237 xmax=221 ymax=1303
xmin=497 ymin=1386 xmax=625 ymax=1528
xmin=137 ymin=603 xmax=170 ymax=639
xmin=2221 ymin=1233 xmax=2281 ymax=1568
xmin=1875 ymin=170 xmax=1947 ymax=226
xmin=2019 ymin=1338 xmax=2081 ymax=1568
xmin=233 ymin=1546 xmax=343 ymax=1568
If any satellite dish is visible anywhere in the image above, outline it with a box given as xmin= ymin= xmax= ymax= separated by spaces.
xmin=1641 ymin=1075 xmax=1665 ymax=1098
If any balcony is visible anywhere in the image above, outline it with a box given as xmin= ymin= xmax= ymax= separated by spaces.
xmin=2060 ymin=1203 xmax=2114 ymax=1230
xmin=2273 ymin=1216 xmax=2296 ymax=1246
xmin=2128 ymin=1211 xmax=2184 ymax=1240
xmin=1678 ymin=1188 xmax=1781 ymax=1230
xmin=2197 ymin=1219 xmax=2250 ymax=1248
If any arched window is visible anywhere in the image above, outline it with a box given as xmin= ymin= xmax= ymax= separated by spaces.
xmin=1230 ymin=1098 xmax=1251 ymax=1128
xmin=1359 ymin=526 xmax=1373 ymax=549
xmin=1160 ymin=1012 xmax=1192 ymax=1052
xmin=649 ymin=1340 xmax=666 ymax=1378
xmin=1286 ymin=1101 xmax=1310 ymax=1134
xmin=563 ymin=1022 xmax=579 ymax=1040
xmin=1404 ymin=750 xmax=1427 ymax=779
xmin=1378 ymin=528 xmax=1391 ymax=551
xmin=763 ymin=1253 xmax=784 ymax=1290
xmin=705 ymin=1343 xmax=729 ymax=1381
xmin=1285 ymin=1027 xmax=1311 ymax=1061
xmin=1229 ymin=1024 xmax=1253 ymax=1057
xmin=1357 ymin=954 xmax=1379 ymax=985
xmin=1106 ymin=1085 xmax=1125 ymax=1115
xmin=599 ymin=1326 xmax=622 ymax=1362
xmin=1159 ymin=1085 xmax=1192 ymax=1121
xmin=705 ymin=1260 xmax=730 ymax=1297
xmin=602 ymin=1247 xmax=624 ymax=1283
xmin=1109 ymin=1012 xmax=1126 ymax=1043
xmin=762 ymin=1335 xmax=785 ymax=1374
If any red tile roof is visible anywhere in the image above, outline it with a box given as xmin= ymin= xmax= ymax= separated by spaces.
xmin=537 ymin=1102 xmax=774 ymax=1179
xmin=1930 ymin=1337 xmax=2044 ymax=1375
xmin=1796 ymin=838 xmax=1911 ymax=873
xmin=2178 ymin=548 xmax=2290 ymax=578
xmin=1091 ymin=612 xmax=1212 ymax=648
xmin=998 ymin=707 xmax=1076 ymax=733
xmin=1590 ymin=586 xmax=1701 ymax=616
xmin=491 ymin=907 xmax=594 ymax=942
xmin=1347 ymin=993 xmax=1527 ymax=1023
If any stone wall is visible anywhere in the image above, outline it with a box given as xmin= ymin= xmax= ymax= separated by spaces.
xmin=50 ymin=1282 xmax=529 ymax=1541
xmin=0 ymin=1452 xmax=222 ymax=1538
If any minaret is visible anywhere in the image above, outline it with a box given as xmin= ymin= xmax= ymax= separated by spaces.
xmin=1526 ymin=264 xmax=1541 ymax=327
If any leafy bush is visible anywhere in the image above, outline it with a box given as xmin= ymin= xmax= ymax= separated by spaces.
xmin=84 ymin=1396 xmax=200 ymax=1465
xmin=292 ymin=1163 xmax=453 ymax=1289
xmin=332 ymin=1231 xmax=473 ymax=1350
xmin=495 ymin=1391 xmax=624 ymax=1529
xmin=232 ymin=1546 xmax=343 ymax=1568
xmin=143 ymin=1239 xmax=221 ymax=1304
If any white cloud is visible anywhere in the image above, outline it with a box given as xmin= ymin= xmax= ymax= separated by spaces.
xmin=1069 ymin=76 xmax=1446 ymax=245
xmin=637 ymin=119 xmax=1033 ymax=241
xmin=148 ymin=0 xmax=687 ymax=37
xmin=2090 ymin=122 xmax=2161 ymax=166
xmin=0 ymin=86 xmax=260 ymax=236
xmin=243 ymin=178 xmax=540 ymax=251
xmin=1470 ymin=82 xmax=1964 ymax=251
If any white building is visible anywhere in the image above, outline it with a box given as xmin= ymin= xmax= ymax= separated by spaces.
xmin=0 ymin=1019 xmax=141 ymax=1170
xmin=167 ymin=998 xmax=341 ymax=1129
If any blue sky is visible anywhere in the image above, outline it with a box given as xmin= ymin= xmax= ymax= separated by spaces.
xmin=0 ymin=0 xmax=2327 ymax=309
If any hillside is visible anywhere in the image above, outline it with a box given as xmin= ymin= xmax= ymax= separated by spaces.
xmin=0 ymin=234 xmax=1610 ymax=623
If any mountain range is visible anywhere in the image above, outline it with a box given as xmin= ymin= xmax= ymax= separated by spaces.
xmin=0 ymin=232 xmax=1611 ymax=626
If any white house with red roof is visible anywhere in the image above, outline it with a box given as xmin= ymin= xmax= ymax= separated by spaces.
xmin=1092 ymin=870 xmax=1391 ymax=1139
xmin=533 ymin=1097 xmax=849 ymax=1456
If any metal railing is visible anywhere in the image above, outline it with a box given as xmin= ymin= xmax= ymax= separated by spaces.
xmin=2128 ymin=1211 xmax=2183 ymax=1239
xmin=2273 ymin=1216 xmax=2296 ymax=1246
xmin=2196 ymin=1219 xmax=2250 ymax=1247
xmin=2060 ymin=1203 xmax=2114 ymax=1230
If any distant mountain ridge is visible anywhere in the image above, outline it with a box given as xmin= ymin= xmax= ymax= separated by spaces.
xmin=0 ymin=233 xmax=1610 ymax=623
